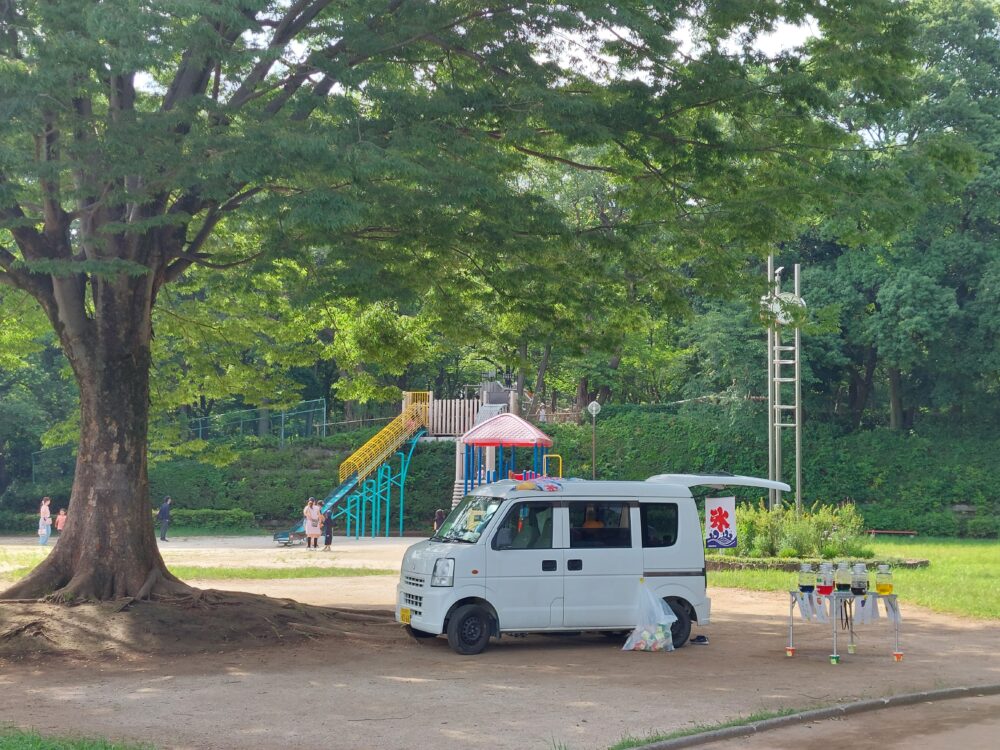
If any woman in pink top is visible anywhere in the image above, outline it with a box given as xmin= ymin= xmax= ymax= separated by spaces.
xmin=38 ymin=497 xmax=52 ymax=546
xmin=302 ymin=497 xmax=322 ymax=551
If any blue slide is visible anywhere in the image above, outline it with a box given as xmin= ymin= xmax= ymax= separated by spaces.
xmin=272 ymin=474 xmax=359 ymax=545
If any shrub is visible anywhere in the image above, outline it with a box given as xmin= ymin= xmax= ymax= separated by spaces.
xmin=0 ymin=510 xmax=39 ymax=533
xmin=965 ymin=515 xmax=999 ymax=539
xmin=157 ymin=508 xmax=256 ymax=530
xmin=726 ymin=501 xmax=871 ymax=559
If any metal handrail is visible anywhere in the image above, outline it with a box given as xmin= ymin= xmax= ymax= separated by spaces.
xmin=338 ymin=392 xmax=430 ymax=484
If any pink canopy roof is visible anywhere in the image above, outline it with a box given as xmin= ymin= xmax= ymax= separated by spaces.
xmin=461 ymin=413 xmax=553 ymax=448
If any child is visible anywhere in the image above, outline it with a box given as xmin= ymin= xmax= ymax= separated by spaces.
xmin=55 ymin=508 xmax=67 ymax=534
xmin=322 ymin=510 xmax=334 ymax=552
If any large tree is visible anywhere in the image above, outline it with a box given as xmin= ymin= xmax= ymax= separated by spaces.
xmin=1 ymin=0 xmax=914 ymax=600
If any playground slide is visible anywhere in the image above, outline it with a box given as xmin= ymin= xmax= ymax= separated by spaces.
xmin=273 ymin=393 xmax=429 ymax=544
xmin=272 ymin=475 xmax=359 ymax=545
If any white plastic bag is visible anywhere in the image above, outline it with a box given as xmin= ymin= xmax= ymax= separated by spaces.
xmin=794 ymin=592 xmax=813 ymax=620
xmin=623 ymin=583 xmax=677 ymax=652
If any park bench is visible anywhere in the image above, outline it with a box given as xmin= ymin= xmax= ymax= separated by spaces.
xmin=867 ymin=529 xmax=918 ymax=536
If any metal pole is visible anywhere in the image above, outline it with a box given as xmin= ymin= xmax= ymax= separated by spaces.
xmin=591 ymin=411 xmax=597 ymax=480
xmin=766 ymin=255 xmax=775 ymax=509
xmin=774 ymin=325 xmax=783 ymax=507
xmin=794 ymin=264 xmax=803 ymax=514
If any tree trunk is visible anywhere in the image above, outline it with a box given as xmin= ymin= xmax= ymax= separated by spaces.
xmin=595 ymin=353 xmax=621 ymax=404
xmin=515 ymin=339 xmax=528 ymax=410
xmin=527 ymin=340 xmax=552 ymax=416
xmin=848 ymin=347 xmax=877 ymax=429
xmin=258 ymin=406 xmax=271 ymax=438
xmin=887 ymin=366 xmax=904 ymax=431
xmin=575 ymin=376 xmax=589 ymax=411
xmin=3 ymin=284 xmax=186 ymax=602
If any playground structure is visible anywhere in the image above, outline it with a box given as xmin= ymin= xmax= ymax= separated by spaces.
xmin=276 ymin=386 xmax=560 ymax=543
xmin=458 ymin=412 xmax=555 ymax=496
xmin=275 ymin=392 xmax=430 ymax=544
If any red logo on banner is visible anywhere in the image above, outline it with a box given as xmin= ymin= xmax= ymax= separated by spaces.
xmin=709 ymin=506 xmax=730 ymax=532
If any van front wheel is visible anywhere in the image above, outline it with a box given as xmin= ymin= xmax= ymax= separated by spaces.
xmin=446 ymin=604 xmax=492 ymax=655
xmin=665 ymin=598 xmax=692 ymax=649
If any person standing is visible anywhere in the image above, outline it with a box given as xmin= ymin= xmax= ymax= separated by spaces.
xmin=433 ymin=508 xmax=447 ymax=532
xmin=54 ymin=508 xmax=67 ymax=535
xmin=303 ymin=497 xmax=322 ymax=550
xmin=157 ymin=496 xmax=172 ymax=541
xmin=38 ymin=497 xmax=52 ymax=546
xmin=322 ymin=508 xmax=334 ymax=552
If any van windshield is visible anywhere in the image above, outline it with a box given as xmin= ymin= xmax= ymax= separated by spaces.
xmin=432 ymin=495 xmax=503 ymax=543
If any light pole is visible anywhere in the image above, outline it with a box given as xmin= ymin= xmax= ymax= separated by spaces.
xmin=587 ymin=400 xmax=602 ymax=480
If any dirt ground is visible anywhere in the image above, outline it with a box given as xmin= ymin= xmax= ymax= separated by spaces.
xmin=1 ymin=535 xmax=998 ymax=750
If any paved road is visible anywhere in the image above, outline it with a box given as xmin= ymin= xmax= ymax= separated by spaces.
xmin=696 ymin=693 xmax=1000 ymax=749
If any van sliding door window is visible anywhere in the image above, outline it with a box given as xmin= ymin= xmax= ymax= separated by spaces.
xmin=569 ymin=502 xmax=631 ymax=548
xmin=640 ymin=504 xmax=679 ymax=547
xmin=492 ymin=502 xmax=554 ymax=550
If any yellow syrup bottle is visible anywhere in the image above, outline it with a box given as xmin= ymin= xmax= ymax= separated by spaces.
xmin=876 ymin=564 xmax=894 ymax=595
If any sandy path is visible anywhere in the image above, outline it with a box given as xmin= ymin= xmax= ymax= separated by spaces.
xmin=2 ymin=535 xmax=998 ymax=750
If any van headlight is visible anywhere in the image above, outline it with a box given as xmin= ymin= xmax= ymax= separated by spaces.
xmin=431 ymin=558 xmax=455 ymax=587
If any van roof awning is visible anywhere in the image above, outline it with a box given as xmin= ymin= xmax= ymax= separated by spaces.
xmin=646 ymin=474 xmax=791 ymax=492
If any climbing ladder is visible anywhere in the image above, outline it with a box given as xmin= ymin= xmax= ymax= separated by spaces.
xmin=274 ymin=392 xmax=430 ymax=543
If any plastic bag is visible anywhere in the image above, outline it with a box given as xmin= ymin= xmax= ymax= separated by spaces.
xmin=623 ymin=583 xmax=677 ymax=652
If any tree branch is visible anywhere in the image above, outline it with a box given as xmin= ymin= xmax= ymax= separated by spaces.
xmin=228 ymin=0 xmax=338 ymax=110
xmin=509 ymin=144 xmax=616 ymax=173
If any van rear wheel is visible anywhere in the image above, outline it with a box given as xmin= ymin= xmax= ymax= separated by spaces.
xmin=446 ymin=604 xmax=492 ymax=655
xmin=665 ymin=598 xmax=692 ymax=649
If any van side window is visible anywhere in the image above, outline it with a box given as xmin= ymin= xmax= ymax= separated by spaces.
xmin=641 ymin=504 xmax=678 ymax=547
xmin=569 ymin=502 xmax=631 ymax=548
xmin=491 ymin=503 xmax=554 ymax=550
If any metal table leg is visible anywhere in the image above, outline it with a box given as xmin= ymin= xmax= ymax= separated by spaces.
xmin=831 ymin=595 xmax=840 ymax=664
xmin=787 ymin=592 xmax=796 ymax=657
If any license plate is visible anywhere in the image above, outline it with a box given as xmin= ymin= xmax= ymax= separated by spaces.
xmin=399 ymin=607 xmax=411 ymax=624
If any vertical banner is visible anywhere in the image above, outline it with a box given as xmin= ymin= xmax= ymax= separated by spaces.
xmin=705 ymin=497 xmax=737 ymax=549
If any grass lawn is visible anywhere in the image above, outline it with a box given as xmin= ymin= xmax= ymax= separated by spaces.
xmin=709 ymin=537 xmax=999 ymax=619
xmin=0 ymin=548 xmax=394 ymax=584
xmin=0 ymin=727 xmax=149 ymax=750
xmin=157 ymin=526 xmax=273 ymax=537
xmin=0 ymin=547 xmax=49 ymax=581
xmin=0 ymin=561 xmax=394 ymax=584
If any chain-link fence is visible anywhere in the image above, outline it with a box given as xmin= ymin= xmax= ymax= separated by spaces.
xmin=187 ymin=399 xmax=327 ymax=443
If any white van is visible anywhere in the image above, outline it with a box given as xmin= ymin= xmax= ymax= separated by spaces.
xmin=395 ymin=473 xmax=788 ymax=654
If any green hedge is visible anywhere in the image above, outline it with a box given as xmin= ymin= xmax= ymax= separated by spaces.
xmin=0 ymin=510 xmax=39 ymax=533
xmin=157 ymin=508 xmax=256 ymax=530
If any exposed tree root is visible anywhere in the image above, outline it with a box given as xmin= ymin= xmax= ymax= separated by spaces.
xmin=1 ymin=619 xmax=52 ymax=642
xmin=0 ymin=589 xmax=404 ymax=662
xmin=1 ymin=561 xmax=68 ymax=601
